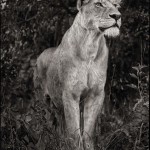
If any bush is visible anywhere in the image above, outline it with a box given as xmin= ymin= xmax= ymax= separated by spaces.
xmin=1 ymin=0 xmax=149 ymax=149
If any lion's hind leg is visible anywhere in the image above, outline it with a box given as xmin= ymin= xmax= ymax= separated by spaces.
xmin=33 ymin=61 xmax=49 ymax=103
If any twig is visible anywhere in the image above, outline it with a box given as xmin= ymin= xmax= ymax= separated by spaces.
xmin=134 ymin=136 xmax=138 ymax=150
xmin=133 ymin=98 xmax=143 ymax=111
xmin=108 ymin=64 xmax=116 ymax=112
xmin=138 ymin=123 xmax=144 ymax=143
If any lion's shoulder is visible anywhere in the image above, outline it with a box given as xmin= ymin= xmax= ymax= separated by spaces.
xmin=38 ymin=47 xmax=56 ymax=61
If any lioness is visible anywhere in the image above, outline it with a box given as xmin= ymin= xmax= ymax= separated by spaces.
xmin=34 ymin=0 xmax=121 ymax=149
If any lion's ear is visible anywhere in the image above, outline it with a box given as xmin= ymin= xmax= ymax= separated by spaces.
xmin=77 ymin=0 xmax=90 ymax=11
xmin=77 ymin=0 xmax=82 ymax=11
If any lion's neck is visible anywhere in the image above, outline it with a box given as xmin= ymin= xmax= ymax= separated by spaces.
xmin=61 ymin=13 xmax=108 ymax=61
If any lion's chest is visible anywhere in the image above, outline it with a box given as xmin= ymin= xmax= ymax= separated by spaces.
xmin=87 ymin=61 xmax=106 ymax=88
xmin=64 ymin=60 xmax=106 ymax=91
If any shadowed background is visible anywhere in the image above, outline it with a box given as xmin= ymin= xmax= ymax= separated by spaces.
xmin=1 ymin=0 xmax=149 ymax=150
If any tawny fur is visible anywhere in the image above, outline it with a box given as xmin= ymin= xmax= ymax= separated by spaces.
xmin=34 ymin=0 xmax=121 ymax=149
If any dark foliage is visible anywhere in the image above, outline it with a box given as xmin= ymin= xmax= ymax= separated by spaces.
xmin=1 ymin=0 xmax=149 ymax=150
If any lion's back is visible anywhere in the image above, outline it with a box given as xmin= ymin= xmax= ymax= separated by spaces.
xmin=37 ymin=47 xmax=57 ymax=68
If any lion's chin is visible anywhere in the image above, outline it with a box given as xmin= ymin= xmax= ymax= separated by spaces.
xmin=103 ymin=27 xmax=120 ymax=37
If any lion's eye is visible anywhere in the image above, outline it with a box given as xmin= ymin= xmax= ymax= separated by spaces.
xmin=95 ymin=2 xmax=103 ymax=7
xmin=114 ymin=4 xmax=121 ymax=8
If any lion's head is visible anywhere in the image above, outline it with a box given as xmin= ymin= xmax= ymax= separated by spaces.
xmin=77 ymin=0 xmax=122 ymax=37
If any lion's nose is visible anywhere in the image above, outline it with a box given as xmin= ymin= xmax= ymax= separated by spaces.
xmin=109 ymin=13 xmax=121 ymax=21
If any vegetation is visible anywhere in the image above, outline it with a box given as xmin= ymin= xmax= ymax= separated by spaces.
xmin=1 ymin=0 xmax=149 ymax=149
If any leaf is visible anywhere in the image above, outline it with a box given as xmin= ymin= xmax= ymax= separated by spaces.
xmin=121 ymin=85 xmax=124 ymax=90
xmin=132 ymin=66 xmax=139 ymax=71
xmin=140 ymin=65 xmax=148 ymax=70
xmin=1 ymin=117 xmax=5 ymax=127
xmin=16 ymin=121 xmax=21 ymax=129
xmin=130 ymin=73 xmax=138 ymax=79
xmin=25 ymin=115 xmax=32 ymax=123
xmin=112 ymin=81 xmax=117 ymax=87
xmin=44 ymin=109 xmax=51 ymax=120
xmin=5 ymin=30 xmax=10 ymax=34
xmin=125 ymin=84 xmax=138 ymax=90
xmin=36 ymin=136 xmax=46 ymax=150
xmin=143 ymin=101 xmax=149 ymax=108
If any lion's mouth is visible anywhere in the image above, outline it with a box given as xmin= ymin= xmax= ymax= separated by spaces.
xmin=99 ymin=23 xmax=119 ymax=32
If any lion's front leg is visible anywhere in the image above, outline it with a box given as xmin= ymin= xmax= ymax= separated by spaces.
xmin=83 ymin=89 xmax=105 ymax=150
xmin=62 ymin=90 xmax=83 ymax=150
